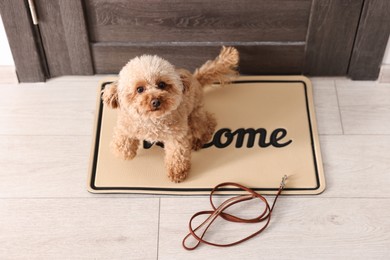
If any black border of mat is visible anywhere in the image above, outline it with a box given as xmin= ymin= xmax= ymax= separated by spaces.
xmin=89 ymin=79 xmax=321 ymax=193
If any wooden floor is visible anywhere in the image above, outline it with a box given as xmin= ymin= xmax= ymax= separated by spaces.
xmin=0 ymin=76 xmax=389 ymax=259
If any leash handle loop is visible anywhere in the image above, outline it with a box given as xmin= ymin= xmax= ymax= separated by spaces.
xmin=183 ymin=176 xmax=287 ymax=250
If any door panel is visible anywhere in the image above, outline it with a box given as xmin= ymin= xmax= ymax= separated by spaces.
xmin=348 ymin=0 xmax=390 ymax=80
xmin=84 ymin=0 xmax=311 ymax=42
xmin=35 ymin=0 xmax=93 ymax=77
xmin=86 ymin=0 xmax=311 ymax=74
xmin=304 ymin=0 xmax=363 ymax=75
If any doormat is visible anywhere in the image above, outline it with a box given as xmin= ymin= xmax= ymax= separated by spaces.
xmin=88 ymin=76 xmax=325 ymax=195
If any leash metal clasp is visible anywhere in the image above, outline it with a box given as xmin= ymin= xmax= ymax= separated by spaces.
xmin=280 ymin=175 xmax=288 ymax=189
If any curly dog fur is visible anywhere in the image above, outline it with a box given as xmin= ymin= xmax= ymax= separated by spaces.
xmin=102 ymin=46 xmax=239 ymax=182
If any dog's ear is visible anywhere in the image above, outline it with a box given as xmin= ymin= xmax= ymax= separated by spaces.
xmin=176 ymin=69 xmax=192 ymax=93
xmin=102 ymin=81 xmax=119 ymax=109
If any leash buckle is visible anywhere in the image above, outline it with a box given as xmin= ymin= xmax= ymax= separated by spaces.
xmin=280 ymin=175 xmax=288 ymax=189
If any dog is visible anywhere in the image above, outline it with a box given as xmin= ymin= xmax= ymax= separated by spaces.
xmin=102 ymin=46 xmax=239 ymax=182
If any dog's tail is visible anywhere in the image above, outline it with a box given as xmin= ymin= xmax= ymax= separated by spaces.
xmin=194 ymin=46 xmax=239 ymax=86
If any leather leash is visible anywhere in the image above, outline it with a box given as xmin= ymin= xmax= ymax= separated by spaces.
xmin=183 ymin=175 xmax=288 ymax=250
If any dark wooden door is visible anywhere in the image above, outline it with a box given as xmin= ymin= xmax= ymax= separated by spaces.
xmin=1 ymin=0 xmax=389 ymax=82
xmin=85 ymin=0 xmax=312 ymax=75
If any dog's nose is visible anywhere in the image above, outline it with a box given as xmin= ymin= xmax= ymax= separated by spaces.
xmin=151 ymin=98 xmax=161 ymax=108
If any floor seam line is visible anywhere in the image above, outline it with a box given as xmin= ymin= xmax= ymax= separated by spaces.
xmin=156 ymin=197 xmax=161 ymax=260
xmin=334 ymin=80 xmax=345 ymax=135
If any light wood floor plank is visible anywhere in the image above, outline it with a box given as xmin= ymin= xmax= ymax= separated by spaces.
xmin=0 ymin=136 xmax=92 ymax=197
xmin=311 ymin=78 xmax=343 ymax=134
xmin=0 ymin=82 xmax=98 ymax=136
xmin=319 ymin=135 xmax=390 ymax=198
xmin=0 ymin=76 xmax=341 ymax=136
xmin=159 ymin=197 xmax=390 ymax=260
xmin=0 ymin=198 xmax=159 ymax=259
xmin=1 ymin=125 xmax=389 ymax=199
xmin=336 ymin=79 xmax=390 ymax=134
xmin=2 ymin=134 xmax=388 ymax=199
xmin=0 ymin=135 xmax=161 ymax=198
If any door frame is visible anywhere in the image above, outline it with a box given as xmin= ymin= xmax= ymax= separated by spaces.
xmin=0 ymin=0 xmax=45 ymax=82
xmin=0 ymin=0 xmax=93 ymax=82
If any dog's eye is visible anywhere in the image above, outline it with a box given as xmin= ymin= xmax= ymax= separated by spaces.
xmin=157 ymin=81 xmax=166 ymax=89
xmin=136 ymin=86 xmax=144 ymax=93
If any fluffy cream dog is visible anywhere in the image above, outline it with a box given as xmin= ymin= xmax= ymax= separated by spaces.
xmin=102 ymin=46 xmax=239 ymax=182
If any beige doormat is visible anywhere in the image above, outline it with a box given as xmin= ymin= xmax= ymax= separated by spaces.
xmin=88 ymin=76 xmax=325 ymax=195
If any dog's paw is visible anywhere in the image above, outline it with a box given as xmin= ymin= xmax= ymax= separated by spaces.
xmin=192 ymin=130 xmax=215 ymax=151
xmin=112 ymin=147 xmax=137 ymax=160
xmin=167 ymin=161 xmax=191 ymax=183
xmin=110 ymin=138 xmax=139 ymax=160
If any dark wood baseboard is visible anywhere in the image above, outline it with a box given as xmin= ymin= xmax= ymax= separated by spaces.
xmin=92 ymin=43 xmax=305 ymax=75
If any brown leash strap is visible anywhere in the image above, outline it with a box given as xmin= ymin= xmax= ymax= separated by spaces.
xmin=182 ymin=176 xmax=287 ymax=250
